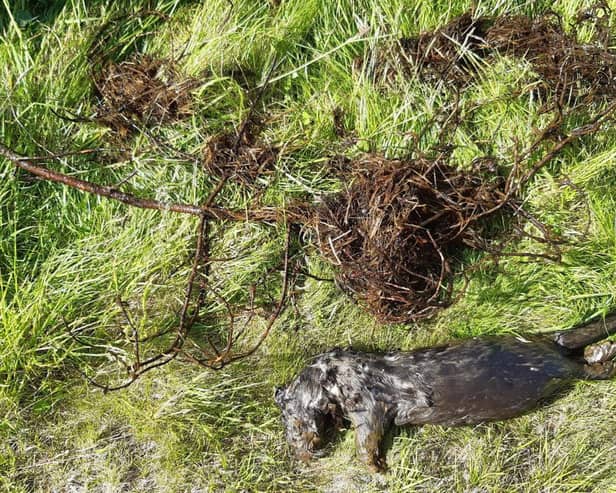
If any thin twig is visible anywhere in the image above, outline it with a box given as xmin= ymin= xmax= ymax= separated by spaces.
xmin=227 ymin=224 xmax=292 ymax=362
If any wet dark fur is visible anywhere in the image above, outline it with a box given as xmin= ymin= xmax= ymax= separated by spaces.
xmin=275 ymin=314 xmax=616 ymax=471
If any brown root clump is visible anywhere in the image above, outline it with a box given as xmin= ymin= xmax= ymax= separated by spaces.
xmin=203 ymin=123 xmax=278 ymax=186
xmin=486 ymin=13 xmax=616 ymax=101
xmin=384 ymin=7 xmax=616 ymax=101
xmin=312 ymin=97 xmax=616 ymax=324
xmin=94 ymin=54 xmax=199 ymax=135
xmin=314 ymin=155 xmax=506 ymax=323
xmin=394 ymin=13 xmax=493 ymax=85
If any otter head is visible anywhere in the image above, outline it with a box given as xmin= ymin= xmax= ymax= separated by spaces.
xmin=275 ymin=366 xmax=342 ymax=462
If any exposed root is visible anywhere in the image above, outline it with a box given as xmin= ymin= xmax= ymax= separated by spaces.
xmin=203 ymin=124 xmax=278 ymax=186
xmin=375 ymin=6 xmax=616 ymax=103
xmin=394 ymin=13 xmax=493 ymax=85
xmin=312 ymin=154 xmax=507 ymax=322
xmin=203 ymin=60 xmax=281 ymax=186
xmin=93 ymin=54 xmax=199 ymax=136
xmin=486 ymin=11 xmax=616 ymax=102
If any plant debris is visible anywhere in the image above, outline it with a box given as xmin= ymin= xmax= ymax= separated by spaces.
xmin=313 ymin=154 xmax=507 ymax=322
xmin=485 ymin=12 xmax=616 ymax=101
xmin=391 ymin=13 xmax=492 ymax=85
xmin=311 ymin=95 xmax=616 ymax=323
xmin=203 ymin=123 xmax=278 ymax=186
xmin=93 ymin=54 xmax=199 ymax=136
xmin=375 ymin=6 xmax=616 ymax=102
xmin=203 ymin=61 xmax=280 ymax=187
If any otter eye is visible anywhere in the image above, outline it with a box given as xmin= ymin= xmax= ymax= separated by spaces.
xmin=274 ymin=386 xmax=286 ymax=405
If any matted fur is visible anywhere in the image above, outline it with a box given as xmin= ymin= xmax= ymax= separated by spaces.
xmin=276 ymin=315 xmax=616 ymax=471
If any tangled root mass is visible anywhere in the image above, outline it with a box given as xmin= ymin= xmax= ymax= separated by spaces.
xmin=314 ymin=156 xmax=507 ymax=323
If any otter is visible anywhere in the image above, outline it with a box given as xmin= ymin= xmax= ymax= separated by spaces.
xmin=275 ymin=314 xmax=616 ymax=471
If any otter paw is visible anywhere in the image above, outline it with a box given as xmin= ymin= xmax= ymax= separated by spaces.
xmin=584 ymin=341 xmax=616 ymax=364
xmin=368 ymin=456 xmax=388 ymax=473
xmin=360 ymin=452 xmax=388 ymax=473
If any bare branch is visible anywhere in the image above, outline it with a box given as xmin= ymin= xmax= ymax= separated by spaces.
xmin=0 ymin=143 xmax=304 ymax=223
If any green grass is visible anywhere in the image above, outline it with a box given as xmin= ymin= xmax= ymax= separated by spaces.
xmin=1 ymin=0 xmax=616 ymax=491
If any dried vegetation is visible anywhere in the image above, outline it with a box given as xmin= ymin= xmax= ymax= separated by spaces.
xmin=375 ymin=4 xmax=616 ymax=103
xmin=310 ymin=98 xmax=615 ymax=323
xmin=93 ymin=54 xmax=199 ymax=136
xmin=203 ymin=119 xmax=279 ymax=186
xmin=313 ymin=155 xmax=506 ymax=322
xmin=314 ymin=4 xmax=616 ymax=322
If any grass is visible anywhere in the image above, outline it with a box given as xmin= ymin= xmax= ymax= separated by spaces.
xmin=1 ymin=0 xmax=616 ymax=491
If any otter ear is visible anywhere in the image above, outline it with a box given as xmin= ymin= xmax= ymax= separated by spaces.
xmin=274 ymin=386 xmax=286 ymax=406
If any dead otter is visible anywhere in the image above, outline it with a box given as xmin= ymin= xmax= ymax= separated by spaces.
xmin=275 ymin=314 xmax=616 ymax=471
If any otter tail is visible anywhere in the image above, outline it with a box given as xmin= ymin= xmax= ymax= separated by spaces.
xmin=552 ymin=313 xmax=616 ymax=350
